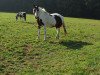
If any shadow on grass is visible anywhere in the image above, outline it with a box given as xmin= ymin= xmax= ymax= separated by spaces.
xmin=21 ymin=21 xmax=36 ymax=25
xmin=60 ymin=40 xmax=93 ymax=50
xmin=25 ymin=21 xmax=36 ymax=25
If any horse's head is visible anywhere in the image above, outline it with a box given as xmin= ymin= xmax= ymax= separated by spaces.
xmin=33 ymin=5 xmax=39 ymax=19
xmin=33 ymin=5 xmax=39 ymax=14
xmin=33 ymin=5 xmax=47 ymax=19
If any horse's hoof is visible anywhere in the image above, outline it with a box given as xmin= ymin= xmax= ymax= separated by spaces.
xmin=44 ymin=39 xmax=46 ymax=41
xmin=44 ymin=38 xmax=47 ymax=41
xmin=36 ymin=37 xmax=40 ymax=40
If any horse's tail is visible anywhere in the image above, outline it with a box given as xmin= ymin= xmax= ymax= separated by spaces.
xmin=62 ymin=21 xmax=67 ymax=36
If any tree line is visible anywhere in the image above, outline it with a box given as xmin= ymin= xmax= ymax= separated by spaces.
xmin=0 ymin=0 xmax=100 ymax=19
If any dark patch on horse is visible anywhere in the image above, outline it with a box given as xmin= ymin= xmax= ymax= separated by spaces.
xmin=23 ymin=13 xmax=26 ymax=21
xmin=37 ymin=18 xmax=44 ymax=29
xmin=54 ymin=15 xmax=62 ymax=28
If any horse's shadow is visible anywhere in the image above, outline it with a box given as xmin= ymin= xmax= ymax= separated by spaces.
xmin=20 ymin=21 xmax=37 ymax=25
xmin=59 ymin=40 xmax=93 ymax=50
xmin=24 ymin=21 xmax=36 ymax=25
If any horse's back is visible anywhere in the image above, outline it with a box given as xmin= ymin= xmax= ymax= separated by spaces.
xmin=50 ymin=13 xmax=64 ymax=22
xmin=44 ymin=13 xmax=64 ymax=27
xmin=43 ymin=13 xmax=56 ymax=27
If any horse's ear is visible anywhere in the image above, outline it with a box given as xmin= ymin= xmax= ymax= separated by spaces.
xmin=34 ymin=5 xmax=39 ymax=9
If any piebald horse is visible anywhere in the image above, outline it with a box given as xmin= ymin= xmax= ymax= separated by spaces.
xmin=33 ymin=5 xmax=67 ymax=40
xmin=16 ymin=12 xmax=26 ymax=21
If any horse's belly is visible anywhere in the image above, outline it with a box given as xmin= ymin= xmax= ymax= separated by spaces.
xmin=46 ymin=18 xmax=56 ymax=27
xmin=47 ymin=22 xmax=55 ymax=27
xmin=47 ymin=24 xmax=55 ymax=28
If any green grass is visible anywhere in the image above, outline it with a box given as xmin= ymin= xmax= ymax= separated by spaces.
xmin=0 ymin=12 xmax=100 ymax=75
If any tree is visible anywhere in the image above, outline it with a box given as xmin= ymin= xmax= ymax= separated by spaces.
xmin=0 ymin=0 xmax=100 ymax=19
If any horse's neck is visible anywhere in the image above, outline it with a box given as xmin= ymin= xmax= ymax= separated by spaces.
xmin=39 ymin=10 xmax=51 ymax=19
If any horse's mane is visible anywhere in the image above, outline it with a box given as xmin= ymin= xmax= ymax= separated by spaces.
xmin=42 ymin=8 xmax=46 ymax=12
xmin=39 ymin=7 xmax=50 ymax=15
xmin=39 ymin=7 xmax=47 ymax=12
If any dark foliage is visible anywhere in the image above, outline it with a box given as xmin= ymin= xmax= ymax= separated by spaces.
xmin=0 ymin=0 xmax=100 ymax=19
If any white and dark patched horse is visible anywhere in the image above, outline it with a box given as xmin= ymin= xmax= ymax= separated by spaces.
xmin=33 ymin=5 xmax=67 ymax=40
xmin=16 ymin=12 xmax=26 ymax=21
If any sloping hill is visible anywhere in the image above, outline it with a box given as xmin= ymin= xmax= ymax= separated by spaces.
xmin=0 ymin=12 xmax=100 ymax=75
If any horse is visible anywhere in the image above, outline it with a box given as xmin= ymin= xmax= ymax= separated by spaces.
xmin=16 ymin=12 xmax=26 ymax=21
xmin=33 ymin=5 xmax=67 ymax=40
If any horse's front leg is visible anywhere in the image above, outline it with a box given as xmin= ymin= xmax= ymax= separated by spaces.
xmin=38 ymin=28 xmax=40 ymax=40
xmin=56 ymin=28 xmax=60 ymax=39
xmin=37 ymin=19 xmax=41 ymax=40
xmin=44 ymin=25 xmax=46 ymax=40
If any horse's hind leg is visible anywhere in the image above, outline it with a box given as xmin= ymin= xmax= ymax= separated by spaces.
xmin=38 ymin=28 xmax=40 ymax=39
xmin=44 ymin=25 xmax=46 ymax=40
xmin=56 ymin=28 xmax=60 ymax=39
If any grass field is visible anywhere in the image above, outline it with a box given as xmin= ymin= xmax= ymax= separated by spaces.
xmin=0 ymin=12 xmax=100 ymax=75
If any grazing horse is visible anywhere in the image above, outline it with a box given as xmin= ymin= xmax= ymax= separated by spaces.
xmin=33 ymin=5 xmax=67 ymax=40
xmin=16 ymin=12 xmax=26 ymax=21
